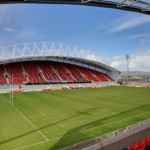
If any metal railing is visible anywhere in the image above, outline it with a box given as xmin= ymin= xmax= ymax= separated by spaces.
xmin=62 ymin=118 xmax=150 ymax=150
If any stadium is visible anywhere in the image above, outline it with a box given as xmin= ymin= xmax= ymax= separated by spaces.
xmin=0 ymin=42 xmax=119 ymax=86
xmin=0 ymin=1 xmax=150 ymax=150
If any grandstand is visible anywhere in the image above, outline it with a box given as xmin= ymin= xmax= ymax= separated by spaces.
xmin=0 ymin=43 xmax=149 ymax=150
xmin=0 ymin=42 xmax=150 ymax=150
xmin=0 ymin=0 xmax=150 ymax=149
xmin=0 ymin=61 xmax=114 ymax=85
xmin=0 ymin=42 xmax=120 ymax=90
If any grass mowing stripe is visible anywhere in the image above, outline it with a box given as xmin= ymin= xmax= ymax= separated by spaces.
xmin=100 ymin=108 xmax=118 ymax=115
xmin=13 ymin=140 xmax=49 ymax=150
xmin=0 ymin=87 xmax=149 ymax=150
xmin=46 ymin=111 xmax=150 ymax=141
xmin=25 ymin=114 xmax=46 ymax=118
xmin=5 ymin=96 xmax=49 ymax=142
xmin=13 ymin=111 xmax=150 ymax=150
xmin=13 ymin=106 xmax=49 ymax=142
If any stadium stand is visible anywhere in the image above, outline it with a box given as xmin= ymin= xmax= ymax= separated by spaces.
xmin=126 ymin=82 xmax=150 ymax=88
xmin=0 ymin=65 xmax=7 ymax=84
xmin=22 ymin=61 xmax=45 ymax=83
xmin=128 ymin=135 xmax=150 ymax=150
xmin=77 ymin=66 xmax=99 ymax=82
xmin=5 ymin=63 xmax=26 ymax=85
xmin=37 ymin=61 xmax=57 ymax=82
xmin=0 ymin=61 xmax=113 ymax=85
xmin=62 ymin=120 xmax=150 ymax=150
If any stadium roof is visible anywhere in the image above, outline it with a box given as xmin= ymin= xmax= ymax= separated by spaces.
xmin=0 ymin=0 xmax=150 ymax=15
xmin=0 ymin=42 xmax=120 ymax=74
xmin=0 ymin=55 xmax=120 ymax=73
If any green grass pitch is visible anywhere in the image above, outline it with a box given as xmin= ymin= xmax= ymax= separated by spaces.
xmin=0 ymin=87 xmax=150 ymax=150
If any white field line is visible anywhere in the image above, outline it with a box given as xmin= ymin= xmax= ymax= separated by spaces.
xmin=47 ymin=111 xmax=150 ymax=141
xmin=59 ymin=123 xmax=69 ymax=128
xmin=59 ymin=124 xmax=65 ymax=128
xmin=96 ymin=115 xmax=105 ymax=119
xmin=95 ymin=108 xmax=118 ymax=119
xmin=101 ymin=108 xmax=119 ymax=115
xmin=80 ymin=120 xmax=85 ymax=123
xmin=5 ymin=96 xmax=49 ymax=142
xmin=25 ymin=114 xmax=46 ymax=118
xmin=13 ymin=106 xmax=49 ymax=142
xmin=13 ymin=140 xmax=48 ymax=150
xmin=13 ymin=111 xmax=150 ymax=150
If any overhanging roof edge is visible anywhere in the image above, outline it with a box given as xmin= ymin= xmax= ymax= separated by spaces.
xmin=0 ymin=0 xmax=149 ymax=15
xmin=0 ymin=55 xmax=121 ymax=73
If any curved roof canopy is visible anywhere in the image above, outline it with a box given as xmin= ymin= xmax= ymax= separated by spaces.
xmin=0 ymin=55 xmax=120 ymax=74
xmin=0 ymin=42 xmax=120 ymax=74
xmin=0 ymin=0 xmax=150 ymax=15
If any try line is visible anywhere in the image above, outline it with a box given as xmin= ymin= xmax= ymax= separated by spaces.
xmin=6 ymin=96 xmax=49 ymax=142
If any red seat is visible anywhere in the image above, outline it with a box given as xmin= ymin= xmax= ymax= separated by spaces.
xmin=148 ymin=136 xmax=150 ymax=145
xmin=134 ymin=141 xmax=143 ymax=150
xmin=142 ymin=138 xmax=149 ymax=147
xmin=0 ymin=61 xmax=114 ymax=84
xmin=128 ymin=144 xmax=135 ymax=150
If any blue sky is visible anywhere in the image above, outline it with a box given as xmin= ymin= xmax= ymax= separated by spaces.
xmin=0 ymin=4 xmax=150 ymax=71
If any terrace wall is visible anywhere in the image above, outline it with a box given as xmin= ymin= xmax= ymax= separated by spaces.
xmin=82 ymin=122 xmax=150 ymax=150
xmin=62 ymin=121 xmax=150 ymax=150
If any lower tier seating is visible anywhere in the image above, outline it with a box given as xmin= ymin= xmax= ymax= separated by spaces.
xmin=128 ymin=135 xmax=150 ymax=150
xmin=0 ymin=61 xmax=113 ymax=85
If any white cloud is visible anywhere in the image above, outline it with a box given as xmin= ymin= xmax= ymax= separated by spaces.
xmin=129 ymin=54 xmax=150 ymax=70
xmin=109 ymin=51 xmax=150 ymax=72
xmin=0 ymin=5 xmax=13 ymax=24
xmin=110 ymin=56 xmax=126 ymax=68
xmin=17 ymin=28 xmax=41 ymax=38
xmin=86 ymin=54 xmax=109 ymax=64
xmin=0 ymin=5 xmax=43 ymax=42
xmin=3 ymin=27 xmax=16 ymax=33
xmin=124 ymin=33 xmax=150 ymax=40
xmin=108 ymin=14 xmax=150 ymax=33
xmin=83 ymin=49 xmax=150 ymax=72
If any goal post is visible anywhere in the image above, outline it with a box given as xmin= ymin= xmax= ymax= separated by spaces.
xmin=9 ymin=75 xmax=14 ymax=106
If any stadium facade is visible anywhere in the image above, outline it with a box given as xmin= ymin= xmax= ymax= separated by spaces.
xmin=0 ymin=42 xmax=120 ymax=86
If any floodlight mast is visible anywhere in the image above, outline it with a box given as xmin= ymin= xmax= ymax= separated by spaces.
xmin=126 ymin=55 xmax=130 ymax=84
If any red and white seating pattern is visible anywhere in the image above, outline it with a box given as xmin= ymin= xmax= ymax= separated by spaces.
xmin=6 ymin=63 xmax=27 ymax=84
xmin=0 ymin=65 xmax=7 ymax=84
xmin=0 ymin=61 xmax=113 ymax=85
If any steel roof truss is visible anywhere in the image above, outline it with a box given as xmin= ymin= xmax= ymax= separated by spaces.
xmin=117 ymin=0 xmax=140 ymax=8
